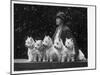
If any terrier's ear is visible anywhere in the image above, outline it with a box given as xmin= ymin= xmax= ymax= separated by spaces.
xmin=35 ymin=40 xmax=37 ymax=42
xmin=70 ymin=38 xmax=73 ymax=41
xmin=29 ymin=37 xmax=32 ymax=39
xmin=44 ymin=35 xmax=46 ymax=38
xmin=33 ymin=39 xmax=35 ymax=43
xmin=27 ymin=36 xmax=30 ymax=39
xmin=65 ymin=38 xmax=68 ymax=40
xmin=47 ymin=35 xmax=50 ymax=38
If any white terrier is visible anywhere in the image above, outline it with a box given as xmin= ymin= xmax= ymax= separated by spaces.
xmin=42 ymin=36 xmax=59 ymax=62
xmin=25 ymin=36 xmax=35 ymax=62
xmin=34 ymin=40 xmax=43 ymax=62
xmin=54 ymin=38 xmax=68 ymax=62
xmin=65 ymin=38 xmax=76 ymax=62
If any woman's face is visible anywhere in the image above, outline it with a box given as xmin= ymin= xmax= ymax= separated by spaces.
xmin=56 ymin=18 xmax=63 ymax=26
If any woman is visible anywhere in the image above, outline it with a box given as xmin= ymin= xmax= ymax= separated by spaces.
xmin=53 ymin=11 xmax=79 ymax=61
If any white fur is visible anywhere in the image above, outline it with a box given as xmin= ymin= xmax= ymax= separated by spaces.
xmin=78 ymin=49 xmax=86 ymax=61
xmin=65 ymin=38 xmax=75 ymax=62
xmin=54 ymin=38 xmax=68 ymax=62
xmin=25 ymin=37 xmax=35 ymax=62
xmin=42 ymin=36 xmax=52 ymax=47
xmin=34 ymin=40 xmax=43 ymax=62
xmin=43 ymin=36 xmax=60 ymax=62
xmin=25 ymin=37 xmax=35 ymax=48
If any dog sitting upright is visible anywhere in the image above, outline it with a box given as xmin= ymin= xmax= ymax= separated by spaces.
xmin=65 ymin=38 xmax=76 ymax=62
xmin=25 ymin=36 xmax=35 ymax=62
xmin=34 ymin=40 xmax=43 ymax=62
xmin=42 ymin=36 xmax=59 ymax=62
xmin=54 ymin=38 xmax=68 ymax=62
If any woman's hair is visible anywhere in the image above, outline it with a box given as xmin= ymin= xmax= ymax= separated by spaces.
xmin=56 ymin=11 xmax=72 ymax=24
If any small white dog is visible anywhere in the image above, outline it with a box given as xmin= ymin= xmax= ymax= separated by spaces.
xmin=65 ymin=38 xmax=76 ymax=62
xmin=42 ymin=36 xmax=59 ymax=62
xmin=25 ymin=36 xmax=35 ymax=62
xmin=34 ymin=40 xmax=43 ymax=62
xmin=54 ymin=38 xmax=68 ymax=62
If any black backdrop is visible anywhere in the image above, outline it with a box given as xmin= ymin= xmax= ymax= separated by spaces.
xmin=14 ymin=4 xmax=87 ymax=59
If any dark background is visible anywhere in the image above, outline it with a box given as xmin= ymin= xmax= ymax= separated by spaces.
xmin=14 ymin=4 xmax=87 ymax=59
